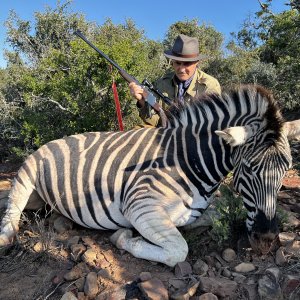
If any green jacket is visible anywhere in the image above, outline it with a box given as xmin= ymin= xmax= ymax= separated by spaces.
xmin=138 ymin=69 xmax=221 ymax=127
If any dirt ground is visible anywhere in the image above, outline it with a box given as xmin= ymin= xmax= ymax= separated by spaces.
xmin=0 ymin=141 xmax=299 ymax=300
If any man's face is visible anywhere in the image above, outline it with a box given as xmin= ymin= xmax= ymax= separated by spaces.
xmin=172 ymin=60 xmax=199 ymax=81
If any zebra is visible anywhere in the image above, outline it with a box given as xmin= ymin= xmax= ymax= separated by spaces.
xmin=0 ymin=85 xmax=299 ymax=267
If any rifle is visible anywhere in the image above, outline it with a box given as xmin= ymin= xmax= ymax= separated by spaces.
xmin=74 ymin=30 xmax=172 ymax=126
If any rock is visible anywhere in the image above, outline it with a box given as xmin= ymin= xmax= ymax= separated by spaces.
xmin=82 ymin=248 xmax=97 ymax=266
xmin=53 ymin=216 xmax=73 ymax=233
xmin=199 ymin=277 xmax=238 ymax=298
xmin=102 ymin=249 xmax=114 ymax=263
xmin=174 ymin=261 xmax=193 ymax=277
xmin=192 ymin=259 xmax=209 ymax=276
xmin=222 ymin=248 xmax=237 ymax=262
xmin=97 ymin=269 xmax=110 ymax=279
xmin=199 ymin=293 xmax=218 ymax=300
xmin=242 ymin=284 xmax=258 ymax=300
xmin=64 ymin=262 xmax=90 ymax=281
xmin=170 ymin=279 xmax=199 ymax=299
xmin=33 ymin=241 xmax=44 ymax=252
xmin=75 ymin=277 xmax=85 ymax=292
xmin=292 ymin=202 xmax=300 ymax=214
xmin=139 ymin=272 xmax=152 ymax=282
xmin=278 ymin=232 xmax=297 ymax=246
xmin=169 ymin=278 xmax=186 ymax=290
xmin=258 ymin=274 xmax=282 ymax=300
xmin=275 ymin=247 xmax=287 ymax=266
xmin=281 ymin=274 xmax=300 ymax=297
xmin=283 ymin=212 xmax=300 ymax=230
xmin=60 ymin=291 xmax=78 ymax=300
xmin=81 ymin=236 xmax=95 ymax=248
xmin=286 ymin=240 xmax=300 ymax=256
xmin=84 ymin=272 xmax=99 ymax=298
xmin=70 ymin=244 xmax=86 ymax=261
xmin=232 ymin=272 xmax=246 ymax=283
xmin=266 ymin=267 xmax=281 ymax=283
xmin=233 ymin=262 xmax=256 ymax=273
xmin=67 ymin=236 xmax=80 ymax=247
xmin=222 ymin=268 xmax=231 ymax=278
xmin=64 ymin=266 xmax=83 ymax=281
xmin=138 ymin=278 xmax=168 ymax=300
xmin=77 ymin=292 xmax=86 ymax=300
xmin=95 ymin=286 xmax=126 ymax=300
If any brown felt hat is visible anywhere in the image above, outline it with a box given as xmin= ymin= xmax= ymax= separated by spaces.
xmin=164 ymin=34 xmax=205 ymax=62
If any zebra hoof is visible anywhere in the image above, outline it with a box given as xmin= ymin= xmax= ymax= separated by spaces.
xmin=110 ymin=229 xmax=133 ymax=249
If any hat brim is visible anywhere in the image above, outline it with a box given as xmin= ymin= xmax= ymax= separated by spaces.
xmin=164 ymin=50 xmax=206 ymax=62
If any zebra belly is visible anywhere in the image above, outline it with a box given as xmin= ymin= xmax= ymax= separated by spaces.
xmin=167 ymin=194 xmax=209 ymax=227
xmin=38 ymin=188 xmax=131 ymax=230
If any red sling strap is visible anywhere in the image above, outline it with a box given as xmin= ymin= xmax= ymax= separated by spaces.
xmin=111 ymin=79 xmax=124 ymax=131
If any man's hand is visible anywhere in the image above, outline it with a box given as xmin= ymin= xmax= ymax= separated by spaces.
xmin=129 ymin=82 xmax=148 ymax=107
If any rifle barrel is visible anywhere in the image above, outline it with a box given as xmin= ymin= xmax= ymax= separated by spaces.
xmin=74 ymin=30 xmax=138 ymax=83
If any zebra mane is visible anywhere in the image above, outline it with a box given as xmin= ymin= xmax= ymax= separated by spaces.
xmin=166 ymin=84 xmax=284 ymax=139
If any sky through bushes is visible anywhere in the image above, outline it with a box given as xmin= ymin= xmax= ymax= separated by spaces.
xmin=0 ymin=0 xmax=288 ymax=68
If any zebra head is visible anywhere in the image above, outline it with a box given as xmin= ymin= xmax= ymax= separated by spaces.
xmin=216 ymin=119 xmax=300 ymax=254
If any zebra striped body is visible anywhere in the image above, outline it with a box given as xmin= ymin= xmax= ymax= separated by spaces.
xmin=1 ymin=85 xmax=299 ymax=266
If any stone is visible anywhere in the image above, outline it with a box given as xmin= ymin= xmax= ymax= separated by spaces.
xmin=64 ymin=266 xmax=84 ymax=281
xmin=281 ymin=274 xmax=300 ymax=296
xmin=222 ymin=248 xmax=237 ymax=262
xmin=232 ymin=272 xmax=246 ymax=283
xmin=139 ymin=271 xmax=152 ymax=282
xmin=53 ymin=215 xmax=73 ymax=233
xmin=81 ymin=236 xmax=95 ymax=247
xmin=77 ymin=292 xmax=86 ymax=300
xmin=192 ymin=259 xmax=209 ymax=276
xmin=82 ymin=248 xmax=97 ymax=266
xmin=60 ymin=291 xmax=78 ymax=300
xmin=199 ymin=293 xmax=218 ymax=300
xmin=286 ymin=240 xmax=300 ymax=256
xmin=84 ymin=272 xmax=99 ymax=298
xmin=199 ymin=277 xmax=238 ymax=298
xmin=222 ymin=268 xmax=231 ymax=278
xmin=266 ymin=267 xmax=281 ymax=283
xmin=169 ymin=278 xmax=186 ymax=290
xmin=67 ymin=236 xmax=80 ymax=247
xmin=171 ymin=278 xmax=200 ymax=299
xmin=33 ymin=241 xmax=44 ymax=252
xmin=242 ymin=284 xmax=258 ymax=300
xmin=138 ymin=278 xmax=168 ymax=300
xmin=258 ymin=274 xmax=282 ymax=300
xmin=70 ymin=244 xmax=86 ymax=261
xmin=278 ymin=232 xmax=297 ymax=246
xmin=64 ymin=262 xmax=90 ymax=281
xmin=75 ymin=277 xmax=85 ymax=292
xmin=275 ymin=247 xmax=287 ymax=266
xmin=97 ymin=269 xmax=110 ymax=279
xmin=174 ymin=261 xmax=193 ymax=277
xmin=233 ymin=262 xmax=256 ymax=273
xmin=292 ymin=202 xmax=300 ymax=214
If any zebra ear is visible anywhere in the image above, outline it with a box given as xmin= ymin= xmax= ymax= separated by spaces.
xmin=283 ymin=120 xmax=300 ymax=140
xmin=215 ymin=126 xmax=251 ymax=147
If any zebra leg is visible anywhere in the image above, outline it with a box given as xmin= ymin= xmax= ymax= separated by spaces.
xmin=0 ymin=166 xmax=39 ymax=246
xmin=110 ymin=207 xmax=188 ymax=267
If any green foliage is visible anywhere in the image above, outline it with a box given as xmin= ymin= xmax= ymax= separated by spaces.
xmin=0 ymin=0 xmax=299 ymax=160
xmin=210 ymin=185 xmax=247 ymax=246
xmin=232 ymin=5 xmax=300 ymax=111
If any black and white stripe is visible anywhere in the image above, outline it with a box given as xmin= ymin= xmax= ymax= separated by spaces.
xmin=0 ymin=85 xmax=296 ymax=266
